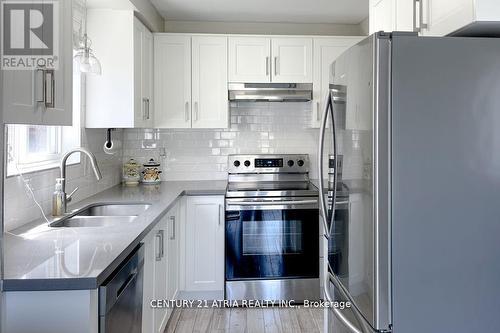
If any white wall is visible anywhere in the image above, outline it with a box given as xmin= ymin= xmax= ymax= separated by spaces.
xmin=86 ymin=0 xmax=164 ymax=32
xmin=359 ymin=17 xmax=370 ymax=35
xmin=130 ymin=0 xmax=164 ymax=31
xmin=165 ymin=20 xmax=367 ymax=36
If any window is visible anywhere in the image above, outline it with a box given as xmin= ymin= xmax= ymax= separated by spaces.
xmin=6 ymin=67 xmax=82 ymax=176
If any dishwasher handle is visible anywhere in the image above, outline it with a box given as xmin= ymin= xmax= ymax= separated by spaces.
xmin=99 ymin=244 xmax=144 ymax=315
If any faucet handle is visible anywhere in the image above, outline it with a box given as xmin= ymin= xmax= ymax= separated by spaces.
xmin=66 ymin=186 xmax=79 ymax=202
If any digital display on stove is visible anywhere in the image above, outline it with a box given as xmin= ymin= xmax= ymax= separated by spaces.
xmin=255 ymin=158 xmax=283 ymax=168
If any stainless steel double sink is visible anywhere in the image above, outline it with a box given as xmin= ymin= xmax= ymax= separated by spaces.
xmin=50 ymin=203 xmax=151 ymax=228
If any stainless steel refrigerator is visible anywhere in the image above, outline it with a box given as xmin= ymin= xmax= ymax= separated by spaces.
xmin=318 ymin=32 xmax=500 ymax=333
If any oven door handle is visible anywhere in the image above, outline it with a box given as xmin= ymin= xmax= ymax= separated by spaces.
xmin=226 ymin=199 xmax=318 ymax=206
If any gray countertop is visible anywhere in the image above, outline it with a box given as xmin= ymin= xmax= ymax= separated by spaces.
xmin=3 ymin=181 xmax=227 ymax=291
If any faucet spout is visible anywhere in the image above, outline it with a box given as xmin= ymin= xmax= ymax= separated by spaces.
xmin=60 ymin=147 xmax=102 ymax=183
xmin=53 ymin=147 xmax=102 ymax=216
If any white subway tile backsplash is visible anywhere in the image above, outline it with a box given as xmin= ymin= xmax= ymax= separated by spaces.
xmin=123 ymin=102 xmax=321 ymax=181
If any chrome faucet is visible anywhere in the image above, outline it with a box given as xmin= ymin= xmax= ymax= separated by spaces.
xmin=52 ymin=148 xmax=102 ymax=216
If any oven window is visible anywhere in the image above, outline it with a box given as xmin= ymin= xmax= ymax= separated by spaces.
xmin=226 ymin=208 xmax=319 ymax=280
xmin=242 ymin=218 xmax=303 ymax=255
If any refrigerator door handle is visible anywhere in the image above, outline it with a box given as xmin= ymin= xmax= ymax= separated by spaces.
xmin=318 ymin=92 xmax=332 ymax=238
xmin=324 ymin=272 xmax=367 ymax=333
xmin=328 ymin=93 xmax=339 ymax=236
xmin=318 ymin=91 xmax=339 ymax=238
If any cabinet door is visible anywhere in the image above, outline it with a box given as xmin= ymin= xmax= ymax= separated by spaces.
xmin=141 ymin=229 xmax=156 ymax=333
xmin=311 ymin=38 xmax=362 ymax=128
xmin=166 ymin=205 xmax=179 ymax=318
xmin=228 ymin=37 xmax=271 ymax=83
xmin=2 ymin=70 xmax=41 ymax=124
xmin=191 ymin=36 xmax=228 ymax=129
xmin=185 ymin=196 xmax=225 ymax=292
xmin=41 ymin=0 xmax=73 ymax=126
xmin=369 ymin=0 xmax=395 ymax=34
xmin=142 ymin=28 xmax=154 ymax=128
xmin=134 ymin=19 xmax=154 ymax=128
xmin=421 ymin=0 xmax=474 ymax=36
xmin=271 ymin=37 xmax=313 ymax=83
xmin=154 ymin=219 xmax=169 ymax=333
xmin=154 ymin=35 xmax=191 ymax=128
xmin=3 ymin=0 xmax=72 ymax=125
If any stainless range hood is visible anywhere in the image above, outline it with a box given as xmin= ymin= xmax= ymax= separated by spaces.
xmin=228 ymin=83 xmax=313 ymax=102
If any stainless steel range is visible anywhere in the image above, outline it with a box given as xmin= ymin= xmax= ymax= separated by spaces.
xmin=225 ymin=154 xmax=320 ymax=302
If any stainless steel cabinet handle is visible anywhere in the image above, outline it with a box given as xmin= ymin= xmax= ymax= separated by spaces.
xmin=316 ymin=102 xmax=321 ymax=121
xmin=36 ymin=68 xmax=46 ymax=104
xmin=266 ymin=56 xmax=270 ymax=76
xmin=218 ymin=204 xmax=222 ymax=226
xmin=414 ymin=0 xmax=428 ymax=32
xmin=274 ymin=57 xmax=278 ymax=75
xmin=169 ymin=216 xmax=176 ymax=240
xmin=324 ymin=273 xmax=362 ymax=333
xmin=155 ymin=230 xmax=164 ymax=261
xmin=194 ymin=101 xmax=199 ymax=121
xmin=185 ymin=101 xmax=190 ymax=122
xmin=45 ymin=69 xmax=55 ymax=108
xmin=37 ymin=69 xmax=55 ymax=108
xmin=142 ymin=98 xmax=147 ymax=120
xmin=146 ymin=98 xmax=150 ymax=120
xmin=420 ymin=0 xmax=428 ymax=30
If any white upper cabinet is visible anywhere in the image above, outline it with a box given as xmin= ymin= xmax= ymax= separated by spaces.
xmin=228 ymin=37 xmax=271 ymax=83
xmin=423 ymin=0 xmax=473 ymax=36
xmin=86 ymin=10 xmax=153 ymax=128
xmin=369 ymin=0 xmax=414 ymax=34
xmin=228 ymin=36 xmax=313 ymax=83
xmin=420 ymin=0 xmax=499 ymax=36
xmin=370 ymin=0 xmax=500 ymax=36
xmin=3 ymin=0 xmax=72 ymax=126
xmin=135 ymin=18 xmax=154 ymax=128
xmin=311 ymin=37 xmax=363 ymax=128
xmin=154 ymin=34 xmax=228 ymax=129
xmin=271 ymin=37 xmax=313 ymax=83
xmin=154 ymin=35 xmax=191 ymax=128
xmin=191 ymin=36 xmax=228 ymax=128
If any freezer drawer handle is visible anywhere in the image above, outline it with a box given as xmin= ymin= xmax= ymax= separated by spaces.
xmin=324 ymin=272 xmax=363 ymax=333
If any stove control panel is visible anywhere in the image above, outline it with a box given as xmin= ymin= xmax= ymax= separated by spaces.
xmin=228 ymin=154 xmax=309 ymax=174
xmin=256 ymin=158 xmax=283 ymax=168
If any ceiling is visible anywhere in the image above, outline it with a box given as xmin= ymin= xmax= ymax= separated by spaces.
xmin=151 ymin=0 xmax=368 ymax=25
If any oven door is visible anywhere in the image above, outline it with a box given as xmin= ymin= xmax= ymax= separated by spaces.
xmin=225 ymin=197 xmax=319 ymax=280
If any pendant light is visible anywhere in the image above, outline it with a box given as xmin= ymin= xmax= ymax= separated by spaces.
xmin=73 ymin=0 xmax=101 ymax=75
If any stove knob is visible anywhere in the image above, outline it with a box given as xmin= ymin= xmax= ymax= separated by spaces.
xmin=297 ymin=160 xmax=304 ymax=167
xmin=287 ymin=160 xmax=294 ymax=167
xmin=233 ymin=160 xmax=240 ymax=167
xmin=244 ymin=160 xmax=251 ymax=167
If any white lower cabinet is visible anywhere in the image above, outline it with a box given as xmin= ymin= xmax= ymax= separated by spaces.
xmin=141 ymin=195 xmax=224 ymax=331
xmin=184 ymin=196 xmax=225 ymax=293
xmin=142 ymin=203 xmax=179 ymax=333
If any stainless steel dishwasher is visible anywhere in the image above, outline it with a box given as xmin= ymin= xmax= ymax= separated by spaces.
xmin=99 ymin=244 xmax=144 ymax=333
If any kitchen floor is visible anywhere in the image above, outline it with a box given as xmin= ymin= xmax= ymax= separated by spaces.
xmin=164 ymin=307 xmax=324 ymax=333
